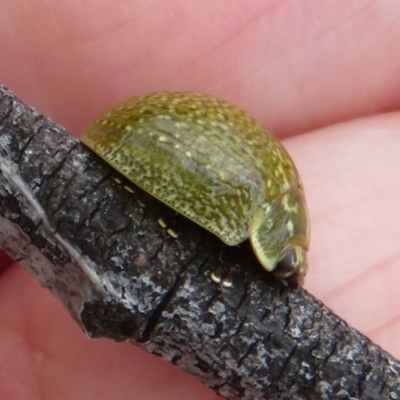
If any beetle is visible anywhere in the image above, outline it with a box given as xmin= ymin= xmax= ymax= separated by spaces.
xmin=81 ymin=91 xmax=310 ymax=286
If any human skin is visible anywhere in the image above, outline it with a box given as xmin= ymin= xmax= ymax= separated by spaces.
xmin=1 ymin=1 xmax=400 ymax=399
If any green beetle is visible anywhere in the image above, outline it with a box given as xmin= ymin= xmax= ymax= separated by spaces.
xmin=81 ymin=92 xmax=310 ymax=286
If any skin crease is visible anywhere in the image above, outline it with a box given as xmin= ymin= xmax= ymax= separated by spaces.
xmin=0 ymin=0 xmax=400 ymax=399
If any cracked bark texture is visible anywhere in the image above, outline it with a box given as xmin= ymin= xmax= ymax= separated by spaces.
xmin=0 ymin=85 xmax=399 ymax=400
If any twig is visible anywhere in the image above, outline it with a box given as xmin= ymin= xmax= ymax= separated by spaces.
xmin=0 ymin=85 xmax=399 ymax=400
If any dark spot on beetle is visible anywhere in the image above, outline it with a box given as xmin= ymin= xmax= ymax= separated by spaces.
xmin=274 ymin=248 xmax=297 ymax=275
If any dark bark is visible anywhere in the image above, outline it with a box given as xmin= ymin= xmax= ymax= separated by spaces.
xmin=0 ymin=84 xmax=399 ymax=400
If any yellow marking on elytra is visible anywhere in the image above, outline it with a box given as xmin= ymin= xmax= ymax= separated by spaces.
xmin=286 ymin=219 xmax=294 ymax=235
xmin=283 ymin=196 xmax=299 ymax=213
xmin=250 ymin=235 xmax=275 ymax=272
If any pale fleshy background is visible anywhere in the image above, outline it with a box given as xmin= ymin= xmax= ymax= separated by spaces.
xmin=1 ymin=1 xmax=400 ymax=399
